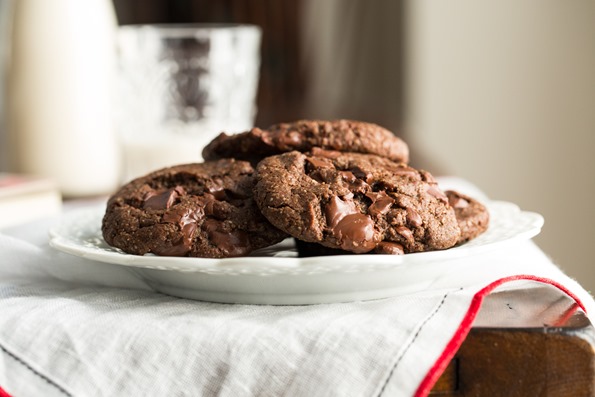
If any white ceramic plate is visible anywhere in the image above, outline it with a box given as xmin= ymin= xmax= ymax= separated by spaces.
xmin=49 ymin=201 xmax=543 ymax=305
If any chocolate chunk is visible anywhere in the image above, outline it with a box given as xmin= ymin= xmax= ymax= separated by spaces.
xmin=425 ymin=185 xmax=448 ymax=204
xmin=374 ymin=242 xmax=405 ymax=255
xmin=202 ymin=219 xmax=251 ymax=257
xmin=366 ymin=191 xmax=395 ymax=216
xmin=325 ymin=196 xmax=358 ymax=228
xmin=205 ymin=180 xmax=227 ymax=200
xmin=333 ymin=213 xmax=377 ymax=253
xmin=143 ymin=186 xmax=184 ymax=210
xmin=406 ymin=208 xmax=423 ymax=227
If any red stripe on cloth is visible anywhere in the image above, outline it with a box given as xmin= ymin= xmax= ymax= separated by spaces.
xmin=0 ymin=385 xmax=13 ymax=397
xmin=414 ymin=275 xmax=587 ymax=397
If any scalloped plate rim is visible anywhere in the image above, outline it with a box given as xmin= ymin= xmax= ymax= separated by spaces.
xmin=48 ymin=200 xmax=544 ymax=276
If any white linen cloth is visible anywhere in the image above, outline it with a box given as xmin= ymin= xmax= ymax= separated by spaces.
xmin=0 ymin=179 xmax=593 ymax=397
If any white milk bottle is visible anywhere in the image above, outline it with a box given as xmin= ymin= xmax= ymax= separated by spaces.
xmin=6 ymin=0 xmax=120 ymax=197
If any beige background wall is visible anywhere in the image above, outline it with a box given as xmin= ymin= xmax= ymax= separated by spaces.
xmin=405 ymin=1 xmax=595 ymax=292
xmin=302 ymin=0 xmax=595 ymax=293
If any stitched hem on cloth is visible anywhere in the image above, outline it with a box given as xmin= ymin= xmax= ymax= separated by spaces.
xmin=375 ymin=289 xmax=460 ymax=397
xmin=414 ymin=275 xmax=588 ymax=397
xmin=0 ymin=340 xmax=73 ymax=397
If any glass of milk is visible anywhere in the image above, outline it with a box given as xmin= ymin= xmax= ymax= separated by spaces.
xmin=117 ymin=24 xmax=261 ymax=182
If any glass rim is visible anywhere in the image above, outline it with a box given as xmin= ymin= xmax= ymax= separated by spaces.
xmin=118 ymin=23 xmax=261 ymax=36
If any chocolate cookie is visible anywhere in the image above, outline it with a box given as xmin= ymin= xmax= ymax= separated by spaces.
xmin=446 ymin=190 xmax=490 ymax=244
xmin=202 ymin=119 xmax=409 ymax=164
xmin=102 ymin=159 xmax=287 ymax=258
xmin=254 ymin=150 xmax=460 ymax=254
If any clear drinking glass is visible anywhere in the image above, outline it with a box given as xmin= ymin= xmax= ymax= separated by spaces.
xmin=117 ymin=24 xmax=261 ymax=181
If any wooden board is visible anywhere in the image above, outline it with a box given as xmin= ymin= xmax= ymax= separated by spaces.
xmin=431 ymin=285 xmax=595 ymax=396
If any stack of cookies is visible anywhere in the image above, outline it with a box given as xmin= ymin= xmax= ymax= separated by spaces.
xmin=102 ymin=120 xmax=489 ymax=258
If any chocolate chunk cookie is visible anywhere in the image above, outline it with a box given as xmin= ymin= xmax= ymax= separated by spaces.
xmin=202 ymin=119 xmax=409 ymax=164
xmin=254 ymin=150 xmax=460 ymax=254
xmin=102 ymin=160 xmax=287 ymax=258
xmin=446 ymin=190 xmax=490 ymax=244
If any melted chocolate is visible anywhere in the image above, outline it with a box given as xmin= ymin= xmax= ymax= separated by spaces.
xmin=143 ymin=186 xmax=185 ymax=210
xmin=406 ymin=208 xmax=423 ymax=227
xmin=425 ymin=184 xmax=448 ymax=204
xmin=155 ymin=207 xmax=200 ymax=256
xmin=202 ymin=219 xmax=251 ymax=257
xmin=374 ymin=241 xmax=405 ymax=255
xmin=366 ymin=191 xmax=395 ymax=216
xmin=325 ymin=196 xmax=358 ymax=228
xmin=334 ymin=213 xmax=376 ymax=253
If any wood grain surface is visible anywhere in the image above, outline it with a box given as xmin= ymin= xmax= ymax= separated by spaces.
xmin=431 ymin=285 xmax=595 ymax=396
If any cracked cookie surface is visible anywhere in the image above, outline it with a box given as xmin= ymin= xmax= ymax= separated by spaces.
xmin=202 ymin=119 xmax=409 ymax=164
xmin=102 ymin=159 xmax=287 ymax=258
xmin=254 ymin=150 xmax=460 ymax=254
